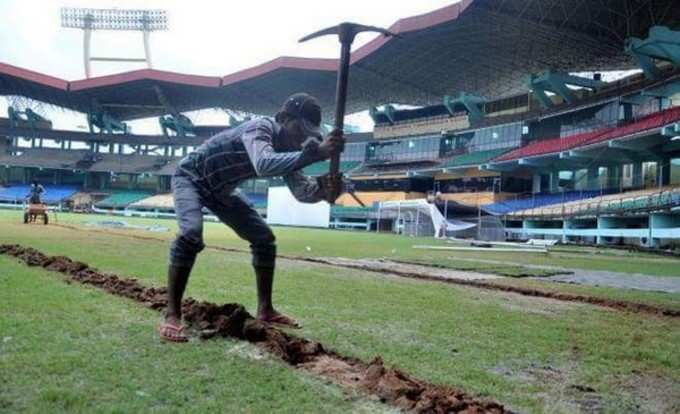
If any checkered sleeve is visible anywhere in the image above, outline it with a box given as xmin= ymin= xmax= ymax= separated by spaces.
xmin=242 ymin=119 xmax=323 ymax=177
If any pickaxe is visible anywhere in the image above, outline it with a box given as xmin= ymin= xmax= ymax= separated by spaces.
xmin=300 ymin=23 xmax=398 ymax=206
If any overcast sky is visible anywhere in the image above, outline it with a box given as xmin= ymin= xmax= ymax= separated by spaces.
xmin=1 ymin=0 xmax=456 ymax=132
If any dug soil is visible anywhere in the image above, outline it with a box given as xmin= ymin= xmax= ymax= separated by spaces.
xmin=0 ymin=244 xmax=505 ymax=414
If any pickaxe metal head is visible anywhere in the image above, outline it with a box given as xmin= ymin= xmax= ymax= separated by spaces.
xmin=299 ymin=22 xmax=398 ymax=45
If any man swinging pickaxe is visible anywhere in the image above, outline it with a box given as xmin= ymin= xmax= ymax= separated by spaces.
xmin=300 ymin=23 xmax=397 ymax=207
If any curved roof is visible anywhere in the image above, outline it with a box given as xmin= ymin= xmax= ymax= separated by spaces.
xmin=1 ymin=0 xmax=678 ymax=120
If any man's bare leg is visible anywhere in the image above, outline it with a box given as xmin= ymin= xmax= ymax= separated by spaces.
xmin=160 ymin=264 xmax=192 ymax=341
xmin=254 ymin=265 xmax=276 ymax=317
xmin=254 ymin=265 xmax=301 ymax=328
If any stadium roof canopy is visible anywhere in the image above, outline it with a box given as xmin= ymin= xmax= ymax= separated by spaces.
xmin=1 ymin=0 xmax=679 ymax=121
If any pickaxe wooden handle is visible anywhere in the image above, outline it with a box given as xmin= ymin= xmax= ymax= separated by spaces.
xmin=300 ymin=22 xmax=397 ymax=207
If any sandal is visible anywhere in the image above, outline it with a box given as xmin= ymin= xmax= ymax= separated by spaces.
xmin=257 ymin=313 xmax=302 ymax=329
xmin=159 ymin=321 xmax=189 ymax=342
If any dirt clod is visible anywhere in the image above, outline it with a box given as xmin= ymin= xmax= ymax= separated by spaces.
xmin=1 ymin=243 xmax=506 ymax=413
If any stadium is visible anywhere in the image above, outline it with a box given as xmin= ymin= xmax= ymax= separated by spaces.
xmin=1 ymin=1 xmax=680 ymax=413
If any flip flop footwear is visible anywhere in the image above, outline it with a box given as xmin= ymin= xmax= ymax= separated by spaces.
xmin=159 ymin=321 xmax=189 ymax=342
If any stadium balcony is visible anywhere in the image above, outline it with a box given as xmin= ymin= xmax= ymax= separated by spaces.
xmin=493 ymin=106 xmax=680 ymax=163
xmin=0 ymin=148 xmax=91 ymax=170
xmin=0 ymin=124 xmax=207 ymax=147
xmin=0 ymin=184 xmax=79 ymax=204
xmin=350 ymin=160 xmax=440 ymax=177
xmin=88 ymin=154 xmax=173 ymax=175
xmin=95 ymin=191 xmax=154 ymax=209
xmin=482 ymin=190 xmax=605 ymax=216
xmin=439 ymin=148 xmax=509 ymax=170
xmin=0 ymin=148 xmax=178 ymax=176
xmin=302 ymin=160 xmax=362 ymax=176
xmin=507 ymin=186 xmax=680 ymax=219
xmin=373 ymin=114 xmax=470 ymax=140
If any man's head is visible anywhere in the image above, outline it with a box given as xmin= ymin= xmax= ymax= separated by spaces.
xmin=275 ymin=93 xmax=322 ymax=149
xmin=31 ymin=179 xmax=38 ymax=186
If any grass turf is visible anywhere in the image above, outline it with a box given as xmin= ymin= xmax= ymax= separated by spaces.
xmin=0 ymin=257 xmax=383 ymax=413
xmin=2 ymin=210 xmax=680 ymax=413
xmin=6 ymin=210 xmax=680 ymax=277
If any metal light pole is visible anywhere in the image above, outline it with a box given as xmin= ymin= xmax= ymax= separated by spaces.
xmin=61 ymin=8 xmax=168 ymax=78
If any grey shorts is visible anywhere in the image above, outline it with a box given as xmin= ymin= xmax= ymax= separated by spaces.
xmin=169 ymin=173 xmax=275 ymax=268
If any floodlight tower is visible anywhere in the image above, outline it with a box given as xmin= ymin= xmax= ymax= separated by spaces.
xmin=61 ymin=8 xmax=168 ymax=78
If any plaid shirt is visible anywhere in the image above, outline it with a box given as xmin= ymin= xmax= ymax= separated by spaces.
xmin=177 ymin=117 xmax=326 ymax=202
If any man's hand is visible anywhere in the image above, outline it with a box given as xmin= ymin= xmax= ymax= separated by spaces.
xmin=317 ymin=173 xmax=345 ymax=203
xmin=318 ymin=129 xmax=344 ymax=160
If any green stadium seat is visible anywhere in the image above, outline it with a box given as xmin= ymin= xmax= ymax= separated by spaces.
xmin=95 ymin=191 xmax=153 ymax=209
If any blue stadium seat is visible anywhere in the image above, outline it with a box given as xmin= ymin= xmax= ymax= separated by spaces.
xmin=0 ymin=184 xmax=79 ymax=204
xmin=482 ymin=190 xmax=603 ymax=215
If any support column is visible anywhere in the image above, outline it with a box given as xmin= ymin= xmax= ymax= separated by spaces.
xmin=550 ymin=171 xmax=560 ymax=193
xmin=128 ymin=174 xmax=138 ymax=190
xmin=586 ymin=168 xmax=599 ymax=191
xmin=607 ymin=165 xmax=621 ymax=191
xmin=532 ymin=174 xmax=541 ymax=193
xmin=659 ymin=157 xmax=671 ymax=187
xmin=632 ymin=162 xmax=643 ymax=188
xmin=83 ymin=25 xmax=92 ymax=78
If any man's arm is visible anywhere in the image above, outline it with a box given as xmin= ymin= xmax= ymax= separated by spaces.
xmin=242 ymin=119 xmax=323 ymax=177
xmin=283 ymin=171 xmax=325 ymax=203
xmin=284 ymin=171 xmax=345 ymax=204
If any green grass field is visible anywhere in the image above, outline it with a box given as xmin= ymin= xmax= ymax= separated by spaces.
xmin=1 ymin=210 xmax=679 ymax=413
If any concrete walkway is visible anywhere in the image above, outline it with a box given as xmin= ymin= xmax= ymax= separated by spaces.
xmin=401 ymin=255 xmax=680 ymax=294
xmin=538 ymin=270 xmax=680 ymax=294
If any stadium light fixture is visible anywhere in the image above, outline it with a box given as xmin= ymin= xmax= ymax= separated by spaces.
xmin=61 ymin=8 xmax=168 ymax=78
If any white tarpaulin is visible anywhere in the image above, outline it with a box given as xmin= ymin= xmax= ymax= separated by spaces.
xmin=266 ymin=186 xmax=330 ymax=228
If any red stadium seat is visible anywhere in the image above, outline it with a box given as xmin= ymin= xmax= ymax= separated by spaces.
xmin=494 ymin=106 xmax=680 ymax=163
